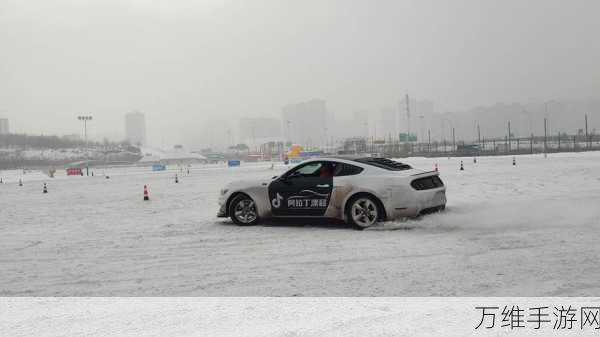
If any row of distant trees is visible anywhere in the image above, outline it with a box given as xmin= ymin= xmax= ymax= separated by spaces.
xmin=0 ymin=133 xmax=140 ymax=153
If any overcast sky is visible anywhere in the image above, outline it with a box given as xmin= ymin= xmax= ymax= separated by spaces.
xmin=1 ymin=0 xmax=599 ymax=146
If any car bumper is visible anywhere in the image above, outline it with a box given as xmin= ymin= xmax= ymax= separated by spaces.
xmin=217 ymin=196 xmax=228 ymax=217
xmin=387 ymin=188 xmax=446 ymax=219
xmin=217 ymin=206 xmax=227 ymax=217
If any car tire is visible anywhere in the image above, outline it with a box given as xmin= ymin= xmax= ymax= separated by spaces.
xmin=229 ymin=194 xmax=260 ymax=226
xmin=345 ymin=195 xmax=381 ymax=230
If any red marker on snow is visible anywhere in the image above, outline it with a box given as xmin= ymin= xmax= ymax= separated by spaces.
xmin=143 ymin=185 xmax=149 ymax=201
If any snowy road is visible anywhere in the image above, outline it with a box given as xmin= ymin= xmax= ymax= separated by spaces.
xmin=1 ymin=152 xmax=599 ymax=296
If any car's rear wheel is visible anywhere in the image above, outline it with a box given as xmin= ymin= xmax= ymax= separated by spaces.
xmin=229 ymin=194 xmax=259 ymax=226
xmin=346 ymin=195 xmax=380 ymax=230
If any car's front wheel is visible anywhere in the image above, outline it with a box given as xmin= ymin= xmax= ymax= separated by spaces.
xmin=346 ymin=195 xmax=381 ymax=230
xmin=229 ymin=194 xmax=260 ymax=226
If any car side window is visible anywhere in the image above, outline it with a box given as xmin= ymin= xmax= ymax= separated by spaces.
xmin=334 ymin=163 xmax=364 ymax=177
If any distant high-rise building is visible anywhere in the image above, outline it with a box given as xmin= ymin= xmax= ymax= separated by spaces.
xmin=335 ymin=110 xmax=369 ymax=140
xmin=378 ymin=107 xmax=397 ymax=140
xmin=282 ymin=99 xmax=329 ymax=148
xmin=125 ymin=112 xmax=146 ymax=146
xmin=238 ymin=117 xmax=282 ymax=149
xmin=406 ymin=99 xmax=434 ymax=142
xmin=0 ymin=118 xmax=9 ymax=135
xmin=352 ymin=110 xmax=369 ymax=138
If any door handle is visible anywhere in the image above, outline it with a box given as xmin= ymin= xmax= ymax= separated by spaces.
xmin=316 ymin=184 xmax=330 ymax=188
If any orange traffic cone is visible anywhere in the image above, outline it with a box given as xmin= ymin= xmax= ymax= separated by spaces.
xmin=43 ymin=183 xmax=48 ymax=194
xmin=460 ymin=161 xmax=464 ymax=171
xmin=143 ymin=185 xmax=149 ymax=201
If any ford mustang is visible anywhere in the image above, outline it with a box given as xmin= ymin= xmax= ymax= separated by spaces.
xmin=217 ymin=157 xmax=446 ymax=229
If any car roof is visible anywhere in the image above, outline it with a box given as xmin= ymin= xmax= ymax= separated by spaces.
xmin=300 ymin=156 xmax=414 ymax=171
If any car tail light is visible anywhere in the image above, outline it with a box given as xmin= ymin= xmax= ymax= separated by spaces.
xmin=411 ymin=176 xmax=444 ymax=190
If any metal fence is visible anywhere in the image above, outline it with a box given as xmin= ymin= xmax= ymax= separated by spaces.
xmin=354 ymin=134 xmax=600 ymax=158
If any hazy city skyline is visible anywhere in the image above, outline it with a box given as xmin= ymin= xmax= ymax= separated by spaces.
xmin=1 ymin=0 xmax=599 ymax=147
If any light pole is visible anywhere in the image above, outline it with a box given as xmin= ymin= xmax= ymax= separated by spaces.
xmin=419 ymin=115 xmax=424 ymax=145
xmin=543 ymin=101 xmax=558 ymax=157
xmin=441 ymin=117 xmax=453 ymax=152
xmin=77 ymin=115 xmax=93 ymax=175
xmin=452 ymin=127 xmax=456 ymax=152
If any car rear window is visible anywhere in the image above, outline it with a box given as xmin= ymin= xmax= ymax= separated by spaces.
xmin=334 ymin=163 xmax=364 ymax=177
xmin=353 ymin=158 xmax=412 ymax=171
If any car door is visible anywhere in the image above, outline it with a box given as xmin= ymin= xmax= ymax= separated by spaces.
xmin=268 ymin=161 xmax=334 ymax=217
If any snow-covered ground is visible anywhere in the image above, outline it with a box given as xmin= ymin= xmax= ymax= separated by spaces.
xmin=1 ymin=152 xmax=599 ymax=296
xmin=4 ymin=297 xmax=598 ymax=337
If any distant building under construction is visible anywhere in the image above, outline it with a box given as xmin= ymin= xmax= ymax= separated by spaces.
xmin=0 ymin=118 xmax=9 ymax=135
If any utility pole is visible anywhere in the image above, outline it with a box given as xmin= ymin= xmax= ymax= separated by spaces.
xmin=508 ymin=121 xmax=511 ymax=153
xmin=452 ymin=127 xmax=456 ymax=153
xmin=477 ymin=123 xmax=481 ymax=147
xmin=585 ymin=114 xmax=589 ymax=149
xmin=405 ymin=94 xmax=410 ymax=145
xmin=428 ymin=129 xmax=431 ymax=153
xmin=543 ymin=100 xmax=556 ymax=148
xmin=530 ymin=133 xmax=534 ymax=154
xmin=544 ymin=118 xmax=548 ymax=157
xmin=77 ymin=115 xmax=93 ymax=176
xmin=419 ymin=115 xmax=424 ymax=146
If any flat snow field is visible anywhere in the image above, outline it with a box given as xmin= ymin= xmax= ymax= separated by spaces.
xmin=1 ymin=152 xmax=599 ymax=296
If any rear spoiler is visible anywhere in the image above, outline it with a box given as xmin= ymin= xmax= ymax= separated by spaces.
xmin=410 ymin=170 xmax=439 ymax=177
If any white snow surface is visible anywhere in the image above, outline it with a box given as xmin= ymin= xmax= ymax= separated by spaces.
xmin=1 ymin=152 xmax=600 ymax=296
xmin=3 ymin=297 xmax=598 ymax=337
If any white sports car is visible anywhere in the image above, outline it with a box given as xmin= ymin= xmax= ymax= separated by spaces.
xmin=217 ymin=157 xmax=446 ymax=229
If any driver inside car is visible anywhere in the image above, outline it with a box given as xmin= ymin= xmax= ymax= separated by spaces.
xmin=319 ymin=163 xmax=334 ymax=177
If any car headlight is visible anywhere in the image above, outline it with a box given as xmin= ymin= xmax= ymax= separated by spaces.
xmin=220 ymin=188 xmax=229 ymax=196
